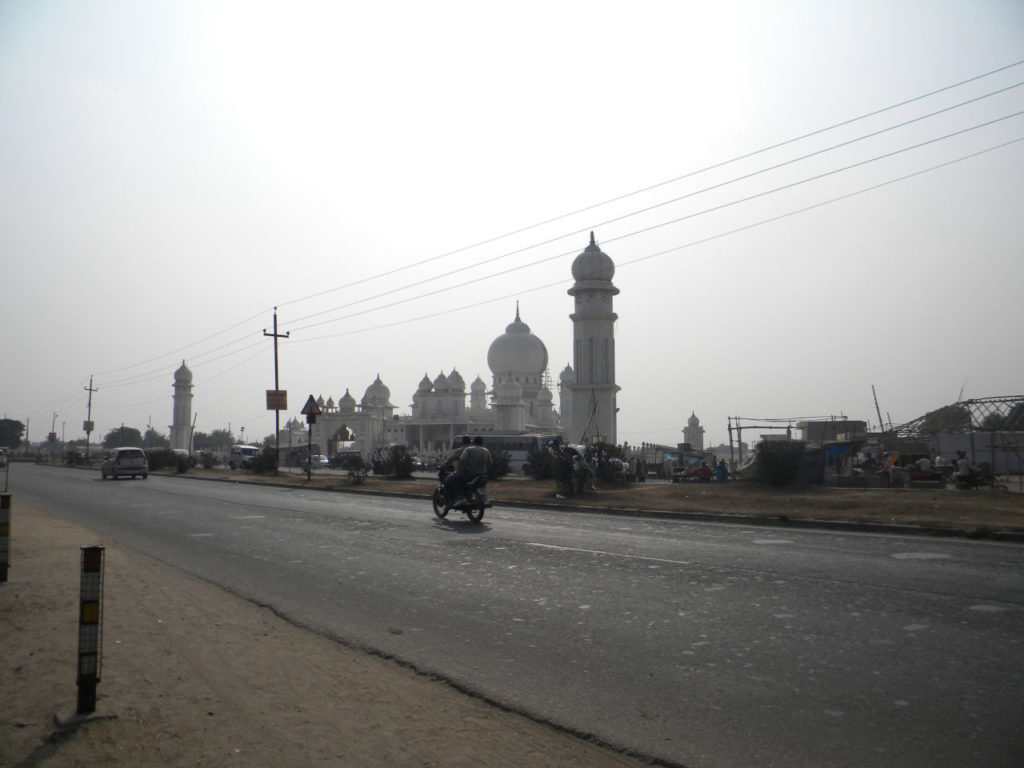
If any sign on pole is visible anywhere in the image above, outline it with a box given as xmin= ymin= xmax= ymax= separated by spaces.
xmin=266 ymin=390 xmax=288 ymax=411
xmin=300 ymin=395 xmax=321 ymax=424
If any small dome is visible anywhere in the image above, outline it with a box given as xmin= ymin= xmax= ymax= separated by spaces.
xmin=316 ymin=394 xmax=325 ymax=407
xmin=325 ymin=396 xmax=335 ymax=410
xmin=537 ymin=386 xmax=553 ymax=403
xmin=418 ymin=373 xmax=433 ymax=393
xmin=571 ymin=232 xmax=615 ymax=283
xmin=447 ymin=369 xmax=465 ymax=390
xmin=174 ymin=360 xmax=193 ymax=384
xmin=688 ymin=412 xmax=700 ymax=426
xmin=496 ymin=380 xmax=523 ymax=400
xmin=362 ymin=375 xmax=393 ymax=406
xmin=432 ymin=371 xmax=449 ymax=391
xmin=471 ymin=376 xmax=487 ymax=393
xmin=487 ymin=306 xmax=548 ymax=377
xmin=339 ymin=389 xmax=356 ymax=410
xmin=560 ymin=364 xmax=574 ymax=383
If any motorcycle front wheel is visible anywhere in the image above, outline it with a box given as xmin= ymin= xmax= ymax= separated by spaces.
xmin=465 ymin=505 xmax=484 ymax=524
xmin=432 ymin=487 xmax=449 ymax=519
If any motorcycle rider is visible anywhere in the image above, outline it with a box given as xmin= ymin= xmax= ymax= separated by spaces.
xmin=444 ymin=435 xmax=492 ymax=506
xmin=440 ymin=436 xmax=471 ymax=505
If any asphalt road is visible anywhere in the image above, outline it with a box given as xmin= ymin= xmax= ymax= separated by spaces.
xmin=12 ymin=464 xmax=1024 ymax=768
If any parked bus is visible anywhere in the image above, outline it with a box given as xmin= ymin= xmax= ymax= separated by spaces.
xmin=452 ymin=433 xmax=559 ymax=475
xmin=228 ymin=444 xmax=260 ymax=469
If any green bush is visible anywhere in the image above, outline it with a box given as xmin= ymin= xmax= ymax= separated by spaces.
xmin=526 ymin=446 xmax=557 ymax=480
xmin=590 ymin=442 xmax=627 ymax=486
xmin=252 ymin=446 xmax=278 ymax=474
xmin=487 ymin=448 xmax=510 ymax=480
xmin=388 ymin=445 xmax=416 ymax=479
xmin=755 ymin=440 xmax=806 ymax=486
xmin=146 ymin=448 xmax=177 ymax=472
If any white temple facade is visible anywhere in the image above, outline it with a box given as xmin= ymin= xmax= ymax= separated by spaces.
xmin=301 ymin=233 xmax=618 ymax=459
xmin=683 ymin=412 xmax=705 ymax=450
xmin=307 ymin=308 xmax=559 ymax=460
xmin=170 ymin=360 xmax=193 ymax=452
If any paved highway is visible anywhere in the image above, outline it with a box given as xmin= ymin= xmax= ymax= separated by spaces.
xmin=12 ymin=465 xmax=1024 ymax=767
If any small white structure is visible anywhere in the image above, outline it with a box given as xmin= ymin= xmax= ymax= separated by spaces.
xmin=684 ymin=412 xmax=705 ymax=450
xmin=170 ymin=361 xmax=193 ymax=452
xmin=562 ymin=233 xmax=619 ymax=445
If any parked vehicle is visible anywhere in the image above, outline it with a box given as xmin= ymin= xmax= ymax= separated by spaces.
xmin=451 ymin=433 xmax=558 ymax=476
xmin=307 ymin=454 xmax=330 ymax=467
xmin=228 ymin=444 xmax=260 ymax=469
xmin=432 ymin=468 xmax=491 ymax=524
xmin=0 ymin=447 xmax=8 ymax=468
xmin=101 ymin=447 xmax=149 ymax=480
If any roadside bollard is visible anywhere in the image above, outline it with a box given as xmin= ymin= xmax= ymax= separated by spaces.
xmin=0 ymin=494 xmax=10 ymax=582
xmin=77 ymin=546 xmax=105 ymax=714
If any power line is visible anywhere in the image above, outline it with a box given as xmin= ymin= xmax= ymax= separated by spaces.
xmin=43 ymin=60 xmax=1024 ymax=417
xmin=284 ymin=110 xmax=1024 ymax=334
xmin=289 ymin=136 xmax=1024 ymax=343
xmin=273 ymin=58 xmax=1024 ymax=313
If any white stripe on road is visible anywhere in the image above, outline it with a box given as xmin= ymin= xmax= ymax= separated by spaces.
xmin=526 ymin=542 xmax=691 ymax=566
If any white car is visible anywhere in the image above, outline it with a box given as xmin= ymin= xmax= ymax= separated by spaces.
xmin=101 ymin=447 xmax=149 ymax=480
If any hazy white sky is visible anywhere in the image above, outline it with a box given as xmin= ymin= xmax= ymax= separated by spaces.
xmin=2 ymin=0 xmax=1022 ymax=448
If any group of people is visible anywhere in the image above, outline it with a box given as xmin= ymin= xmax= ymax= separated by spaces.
xmin=696 ymin=460 xmax=730 ymax=482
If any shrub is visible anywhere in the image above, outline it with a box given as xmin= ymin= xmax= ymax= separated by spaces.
xmin=487 ymin=448 xmax=510 ymax=480
xmin=590 ymin=442 xmax=627 ymax=486
xmin=550 ymin=445 xmax=588 ymax=497
xmin=252 ymin=446 xmax=278 ymax=474
xmin=525 ymin=446 xmax=557 ymax=480
xmin=755 ymin=440 xmax=806 ymax=486
xmin=147 ymin=448 xmax=178 ymax=472
xmin=388 ymin=445 xmax=416 ymax=479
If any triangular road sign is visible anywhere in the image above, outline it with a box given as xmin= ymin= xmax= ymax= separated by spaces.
xmin=300 ymin=395 xmax=322 ymax=416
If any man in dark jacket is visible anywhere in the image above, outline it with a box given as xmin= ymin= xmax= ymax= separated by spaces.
xmin=444 ymin=436 xmax=492 ymax=505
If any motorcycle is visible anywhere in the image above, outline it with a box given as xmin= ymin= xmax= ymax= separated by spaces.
xmin=433 ymin=469 xmax=492 ymax=523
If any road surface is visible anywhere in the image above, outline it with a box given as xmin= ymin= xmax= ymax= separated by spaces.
xmin=13 ymin=465 xmax=1024 ymax=767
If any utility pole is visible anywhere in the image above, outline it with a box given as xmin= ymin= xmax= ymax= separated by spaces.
xmin=263 ymin=307 xmax=289 ymax=472
xmin=84 ymin=376 xmax=98 ymax=462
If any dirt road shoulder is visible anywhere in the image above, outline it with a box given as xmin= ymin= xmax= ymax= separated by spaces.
xmin=2 ymin=502 xmax=651 ymax=768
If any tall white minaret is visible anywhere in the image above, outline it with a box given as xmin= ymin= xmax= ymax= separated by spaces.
xmin=566 ymin=232 xmax=619 ymax=445
xmin=170 ymin=360 xmax=193 ymax=452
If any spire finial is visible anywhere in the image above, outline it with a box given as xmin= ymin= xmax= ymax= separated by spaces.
xmin=515 ymin=300 xmax=520 ymax=321
xmin=589 ymin=231 xmax=596 ymax=246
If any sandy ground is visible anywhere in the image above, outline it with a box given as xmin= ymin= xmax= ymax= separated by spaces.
xmin=2 ymin=503 xmax=651 ymax=768
xmin=4 ymin=472 xmax=1022 ymax=767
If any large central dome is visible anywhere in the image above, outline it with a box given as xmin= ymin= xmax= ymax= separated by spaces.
xmin=487 ymin=307 xmax=548 ymax=377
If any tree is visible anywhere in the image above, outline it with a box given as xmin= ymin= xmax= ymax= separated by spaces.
xmin=981 ymin=413 xmax=1008 ymax=431
xmin=919 ymin=405 xmax=971 ymax=436
xmin=102 ymin=426 xmax=143 ymax=448
xmin=0 ymin=418 xmax=25 ymax=450
xmin=192 ymin=429 xmax=234 ymax=454
xmin=755 ymin=439 xmax=806 ymax=486
xmin=209 ymin=429 xmax=235 ymax=453
xmin=143 ymin=427 xmax=170 ymax=450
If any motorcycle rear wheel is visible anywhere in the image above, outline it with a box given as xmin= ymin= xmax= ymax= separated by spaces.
xmin=465 ymin=506 xmax=484 ymax=524
xmin=432 ymin=488 xmax=449 ymax=519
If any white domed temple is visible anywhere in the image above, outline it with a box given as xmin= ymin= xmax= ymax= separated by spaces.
xmin=308 ymin=305 xmax=559 ymax=458
xmin=302 ymin=233 xmax=618 ymax=459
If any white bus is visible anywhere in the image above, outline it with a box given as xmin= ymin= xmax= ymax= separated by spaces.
xmin=228 ymin=444 xmax=260 ymax=469
xmin=452 ymin=433 xmax=559 ymax=475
